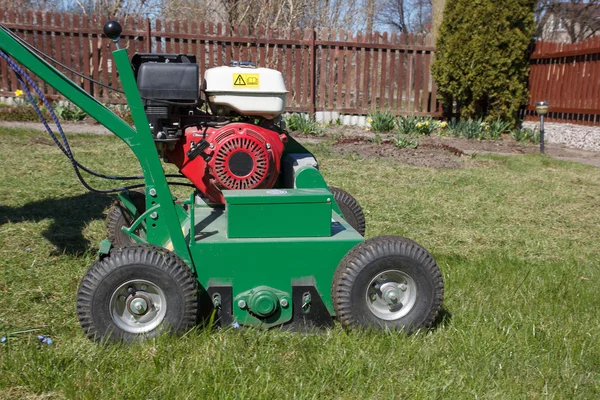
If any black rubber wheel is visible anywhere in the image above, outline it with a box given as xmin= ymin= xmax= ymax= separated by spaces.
xmin=332 ymin=236 xmax=443 ymax=333
xmin=106 ymin=190 xmax=146 ymax=247
xmin=76 ymin=245 xmax=198 ymax=343
xmin=329 ymin=186 xmax=366 ymax=236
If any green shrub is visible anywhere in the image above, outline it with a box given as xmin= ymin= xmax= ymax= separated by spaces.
xmin=0 ymin=105 xmax=51 ymax=121
xmin=487 ymin=118 xmax=512 ymax=139
xmin=431 ymin=0 xmax=536 ymax=127
xmin=53 ymin=102 xmax=87 ymax=121
xmin=396 ymin=116 xmax=440 ymax=136
xmin=285 ymin=113 xmax=324 ymax=136
xmin=367 ymin=110 xmax=396 ymax=132
xmin=443 ymin=119 xmax=485 ymax=140
xmin=393 ymin=134 xmax=419 ymax=149
xmin=440 ymin=118 xmax=514 ymax=140
xmin=511 ymin=127 xmax=539 ymax=143
xmin=106 ymin=104 xmax=134 ymax=125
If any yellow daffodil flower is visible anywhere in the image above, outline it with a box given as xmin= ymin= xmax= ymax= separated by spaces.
xmin=14 ymin=89 xmax=23 ymax=97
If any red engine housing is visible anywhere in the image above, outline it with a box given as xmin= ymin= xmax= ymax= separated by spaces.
xmin=165 ymin=123 xmax=286 ymax=204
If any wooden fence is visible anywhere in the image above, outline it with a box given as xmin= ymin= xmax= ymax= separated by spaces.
xmin=526 ymin=37 xmax=600 ymax=125
xmin=0 ymin=10 xmax=441 ymax=117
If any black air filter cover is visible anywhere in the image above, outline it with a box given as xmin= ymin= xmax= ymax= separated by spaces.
xmin=137 ymin=62 xmax=199 ymax=100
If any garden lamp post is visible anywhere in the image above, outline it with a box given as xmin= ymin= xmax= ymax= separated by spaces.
xmin=535 ymin=101 xmax=549 ymax=154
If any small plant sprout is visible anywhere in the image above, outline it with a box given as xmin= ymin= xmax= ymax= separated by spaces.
xmin=368 ymin=110 xmax=396 ymax=132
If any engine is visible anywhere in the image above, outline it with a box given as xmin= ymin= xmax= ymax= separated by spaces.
xmin=164 ymin=123 xmax=287 ymax=203
xmin=132 ymin=53 xmax=290 ymax=204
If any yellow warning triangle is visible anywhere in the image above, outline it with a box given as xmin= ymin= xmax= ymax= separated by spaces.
xmin=234 ymin=75 xmax=246 ymax=86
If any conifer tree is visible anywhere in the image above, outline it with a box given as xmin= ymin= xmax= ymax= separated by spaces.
xmin=431 ymin=0 xmax=536 ymax=126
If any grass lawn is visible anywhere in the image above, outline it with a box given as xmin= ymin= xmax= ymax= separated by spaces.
xmin=0 ymin=128 xmax=599 ymax=399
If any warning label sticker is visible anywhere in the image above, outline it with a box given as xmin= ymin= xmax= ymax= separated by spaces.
xmin=233 ymin=74 xmax=260 ymax=88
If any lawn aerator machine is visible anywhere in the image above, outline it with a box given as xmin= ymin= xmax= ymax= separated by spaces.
xmin=0 ymin=21 xmax=444 ymax=342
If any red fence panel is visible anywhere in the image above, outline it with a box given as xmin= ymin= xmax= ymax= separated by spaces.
xmin=526 ymin=37 xmax=600 ymax=125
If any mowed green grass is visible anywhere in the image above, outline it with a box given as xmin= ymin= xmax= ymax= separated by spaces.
xmin=0 ymin=128 xmax=599 ymax=399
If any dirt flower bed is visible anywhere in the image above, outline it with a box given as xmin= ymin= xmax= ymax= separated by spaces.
xmin=291 ymin=125 xmax=600 ymax=168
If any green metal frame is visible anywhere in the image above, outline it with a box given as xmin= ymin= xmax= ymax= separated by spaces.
xmin=0 ymin=27 xmax=192 ymax=266
xmin=0 ymin=26 xmax=366 ymax=326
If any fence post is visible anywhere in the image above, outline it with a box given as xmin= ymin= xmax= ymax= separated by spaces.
xmin=310 ymin=27 xmax=317 ymax=117
xmin=146 ymin=18 xmax=151 ymax=53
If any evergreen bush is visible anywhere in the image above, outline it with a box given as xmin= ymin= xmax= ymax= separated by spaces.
xmin=431 ymin=0 xmax=536 ymax=127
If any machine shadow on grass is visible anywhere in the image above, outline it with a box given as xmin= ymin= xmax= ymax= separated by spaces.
xmin=0 ymin=192 xmax=112 ymax=255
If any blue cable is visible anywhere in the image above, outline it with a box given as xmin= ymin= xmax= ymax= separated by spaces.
xmin=0 ymin=49 xmax=193 ymax=193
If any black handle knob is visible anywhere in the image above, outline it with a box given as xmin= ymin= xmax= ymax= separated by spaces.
xmin=103 ymin=20 xmax=122 ymax=40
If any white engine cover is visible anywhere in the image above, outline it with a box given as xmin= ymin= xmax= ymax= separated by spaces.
xmin=204 ymin=66 xmax=288 ymax=119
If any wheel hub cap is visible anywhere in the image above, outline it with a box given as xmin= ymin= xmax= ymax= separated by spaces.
xmin=365 ymin=270 xmax=417 ymax=321
xmin=129 ymin=297 xmax=149 ymax=315
xmin=110 ymin=279 xmax=167 ymax=334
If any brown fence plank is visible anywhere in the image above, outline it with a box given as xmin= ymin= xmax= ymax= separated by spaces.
xmin=327 ymin=30 xmax=336 ymax=110
xmin=173 ymin=20 xmax=181 ymax=54
xmin=82 ymin=14 xmax=91 ymax=94
xmin=405 ymin=34 xmax=414 ymax=113
xmin=266 ymin=28 xmax=274 ymax=69
xmin=303 ymin=28 xmax=311 ymax=109
xmin=8 ymin=10 xmax=19 ymax=92
xmin=208 ymin=22 xmax=215 ymax=68
xmin=100 ymin=15 xmax=109 ymax=99
xmin=583 ymin=37 xmax=595 ymax=110
xmin=198 ymin=22 xmax=206 ymax=76
xmin=336 ymin=29 xmax=345 ymax=111
xmin=397 ymin=33 xmax=406 ymax=113
xmin=422 ymin=35 xmax=431 ymax=112
xmin=258 ymin=26 xmax=266 ymax=67
xmin=0 ymin=10 xmax=7 ymax=94
xmin=155 ymin=19 xmax=162 ymax=53
xmin=191 ymin=21 xmax=198 ymax=64
xmin=388 ymin=33 xmax=397 ymax=110
xmin=591 ymin=37 xmax=600 ymax=114
xmin=183 ymin=20 xmax=190 ymax=55
xmin=232 ymin=25 xmax=240 ymax=62
xmin=72 ymin=14 xmax=82 ymax=89
xmin=225 ymin=24 xmax=232 ymax=66
xmin=362 ymin=32 xmax=371 ymax=110
xmin=575 ymin=40 xmax=589 ymax=112
xmin=379 ymin=32 xmax=388 ymax=109
xmin=240 ymin=24 xmax=248 ymax=62
xmin=370 ymin=32 xmax=379 ymax=110
xmin=0 ymin=12 xmax=447 ymax=119
xmin=294 ymin=29 xmax=302 ymax=108
xmin=285 ymin=29 xmax=293 ymax=108
xmin=250 ymin=26 xmax=258 ymax=65
xmin=276 ymin=29 xmax=283 ymax=83
xmin=344 ymin=30 xmax=354 ymax=110
xmin=318 ymin=28 xmax=328 ymax=110
xmin=91 ymin=16 xmax=100 ymax=98
xmin=413 ymin=34 xmax=423 ymax=112
xmin=216 ymin=23 xmax=224 ymax=66
xmin=354 ymin=31 xmax=362 ymax=109
xmin=52 ymin=11 xmax=64 ymax=96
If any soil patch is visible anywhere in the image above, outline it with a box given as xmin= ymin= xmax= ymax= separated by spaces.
xmin=332 ymin=137 xmax=467 ymax=169
xmin=321 ymin=128 xmax=600 ymax=168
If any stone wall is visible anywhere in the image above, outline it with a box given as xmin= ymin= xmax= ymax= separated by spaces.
xmin=523 ymin=121 xmax=600 ymax=152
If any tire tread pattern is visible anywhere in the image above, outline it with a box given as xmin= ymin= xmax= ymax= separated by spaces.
xmin=76 ymin=244 xmax=198 ymax=342
xmin=329 ymin=186 xmax=366 ymax=236
xmin=332 ymin=236 xmax=444 ymax=332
